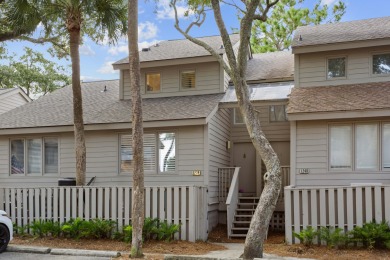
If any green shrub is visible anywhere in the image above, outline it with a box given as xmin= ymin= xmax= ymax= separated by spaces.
xmin=156 ymin=221 xmax=180 ymax=242
xmin=143 ymin=218 xmax=159 ymax=241
xmin=123 ymin=225 xmax=133 ymax=243
xmin=293 ymin=226 xmax=318 ymax=246
xmin=349 ymin=221 xmax=390 ymax=249
xmin=61 ymin=218 xmax=87 ymax=239
xmin=319 ymin=227 xmax=348 ymax=248
xmin=88 ymin=219 xmax=117 ymax=239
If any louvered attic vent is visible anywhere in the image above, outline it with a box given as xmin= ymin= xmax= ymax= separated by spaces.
xmin=181 ymin=70 xmax=196 ymax=89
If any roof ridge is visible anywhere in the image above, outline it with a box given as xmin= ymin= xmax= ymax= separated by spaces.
xmin=298 ymin=16 xmax=390 ymax=29
xmin=82 ymin=79 xmax=119 ymax=84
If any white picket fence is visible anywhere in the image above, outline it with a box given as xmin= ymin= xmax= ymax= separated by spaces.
xmin=285 ymin=185 xmax=390 ymax=244
xmin=0 ymin=185 xmax=208 ymax=241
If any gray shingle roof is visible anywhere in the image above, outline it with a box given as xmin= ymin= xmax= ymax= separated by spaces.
xmin=114 ymin=34 xmax=240 ymax=64
xmin=292 ymin=16 xmax=390 ymax=48
xmin=0 ymin=80 xmax=223 ymax=129
xmin=0 ymin=88 xmax=17 ymax=96
xmin=287 ymin=81 xmax=390 ymax=114
xmin=245 ymin=51 xmax=294 ymax=81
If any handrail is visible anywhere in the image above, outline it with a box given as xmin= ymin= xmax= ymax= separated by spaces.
xmin=226 ymin=167 xmax=240 ymax=238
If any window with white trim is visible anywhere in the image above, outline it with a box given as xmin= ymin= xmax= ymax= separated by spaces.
xmin=119 ymin=132 xmax=176 ymax=174
xmin=180 ymin=70 xmax=195 ymax=89
xmin=269 ymin=105 xmax=288 ymax=122
xmin=373 ymin=53 xmax=390 ymax=75
xmin=10 ymin=138 xmax=59 ymax=175
xmin=327 ymin=57 xmax=346 ymax=79
xmin=233 ymin=108 xmax=244 ymax=124
xmin=329 ymin=123 xmax=389 ymax=171
xmin=146 ymin=73 xmax=161 ymax=92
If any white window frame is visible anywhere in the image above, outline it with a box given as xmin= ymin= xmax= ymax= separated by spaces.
xmin=118 ymin=131 xmax=177 ymax=175
xmin=326 ymin=56 xmax=347 ymax=80
xmin=9 ymin=137 xmax=59 ymax=176
xmin=233 ymin=108 xmax=244 ymax=125
xmin=371 ymin=52 xmax=390 ymax=77
xmin=269 ymin=105 xmax=288 ymax=123
xmin=145 ymin=72 xmax=162 ymax=93
xmin=328 ymin=122 xmax=388 ymax=172
xmin=180 ymin=70 xmax=196 ymax=90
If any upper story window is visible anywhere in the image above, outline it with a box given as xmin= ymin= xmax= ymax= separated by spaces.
xmin=10 ymin=138 xmax=59 ymax=175
xmin=373 ymin=53 xmax=390 ymax=75
xmin=329 ymin=123 xmax=389 ymax=171
xmin=146 ymin=73 xmax=161 ymax=93
xmin=327 ymin=57 xmax=346 ymax=79
xmin=120 ymin=132 xmax=176 ymax=174
xmin=269 ymin=105 xmax=287 ymax=122
xmin=234 ymin=108 xmax=244 ymax=125
xmin=181 ymin=70 xmax=196 ymax=89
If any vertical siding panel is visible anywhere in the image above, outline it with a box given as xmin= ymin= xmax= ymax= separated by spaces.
xmin=328 ymin=188 xmax=335 ymax=228
xmin=11 ymin=188 xmax=16 ymax=223
xmin=47 ymin=188 xmax=52 ymax=220
xmin=284 ymin=188 xmax=292 ymax=244
xmin=319 ymin=189 xmax=326 ymax=228
xmin=302 ymin=190 xmax=309 ymax=229
xmin=117 ymin=188 xmax=123 ymax=228
xmin=293 ymin=190 xmax=300 ymax=236
xmin=365 ymin=187 xmax=372 ymax=223
xmin=85 ymin=188 xmax=91 ymax=221
xmin=35 ymin=189 xmax=40 ymax=222
xmin=105 ymin=187 xmax=110 ymax=220
xmin=5 ymin=189 xmax=10 ymax=219
xmin=346 ymin=188 xmax=354 ymax=231
xmin=374 ymin=186 xmax=382 ymax=222
xmin=181 ymin=187 xmax=187 ymax=240
xmin=188 ymin=187 xmax=196 ymax=242
xmin=174 ymin=186 xmax=180 ymax=240
xmin=65 ymin=187 xmax=71 ymax=221
xmin=167 ymin=187 xmax=172 ymax=223
xmin=152 ymin=188 xmax=158 ymax=218
xmin=337 ymin=188 xmax=344 ymax=230
xmin=356 ymin=187 xmax=363 ymax=227
xmin=385 ymin=187 xmax=390 ymax=222
xmin=78 ymin=188 xmax=84 ymax=218
xmin=16 ymin=189 xmax=22 ymax=227
xmin=72 ymin=188 xmax=77 ymax=219
xmin=98 ymin=188 xmax=103 ymax=219
xmin=91 ymin=188 xmax=97 ymax=219
xmin=59 ymin=188 xmax=64 ymax=223
xmin=28 ymin=189 xmax=34 ymax=229
xmin=112 ymin=187 xmax=117 ymax=223
xmin=311 ymin=190 xmax=318 ymax=230
xmin=53 ymin=188 xmax=59 ymax=222
xmin=40 ymin=188 xmax=46 ymax=221
xmin=124 ymin=188 xmax=130 ymax=225
xmin=159 ymin=187 xmax=165 ymax=220
xmin=145 ymin=187 xmax=151 ymax=218
xmin=22 ymin=189 xmax=28 ymax=227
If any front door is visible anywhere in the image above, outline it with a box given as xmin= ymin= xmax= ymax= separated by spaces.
xmin=233 ymin=143 xmax=256 ymax=194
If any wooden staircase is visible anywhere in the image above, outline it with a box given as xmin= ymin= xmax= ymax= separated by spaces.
xmin=230 ymin=196 xmax=259 ymax=238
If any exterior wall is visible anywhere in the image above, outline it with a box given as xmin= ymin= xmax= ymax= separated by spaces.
xmin=293 ymin=117 xmax=390 ymax=187
xmin=297 ymin=45 xmax=390 ymax=87
xmin=207 ymin=108 xmax=231 ymax=229
xmin=230 ymin=102 xmax=290 ymax=143
xmin=0 ymin=126 xmax=206 ymax=187
xmin=0 ymin=92 xmax=29 ymax=114
xmin=121 ymin=61 xmax=223 ymax=99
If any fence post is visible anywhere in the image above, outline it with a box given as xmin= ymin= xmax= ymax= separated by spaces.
xmin=0 ymin=188 xmax=4 ymax=211
xmin=284 ymin=186 xmax=292 ymax=244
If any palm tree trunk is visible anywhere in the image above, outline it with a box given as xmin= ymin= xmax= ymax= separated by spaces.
xmin=128 ymin=0 xmax=145 ymax=257
xmin=69 ymin=28 xmax=86 ymax=186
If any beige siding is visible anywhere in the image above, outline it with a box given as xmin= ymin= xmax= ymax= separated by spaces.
xmin=207 ymin=108 xmax=231 ymax=228
xmin=294 ymin=119 xmax=390 ymax=187
xmin=122 ymin=62 xmax=222 ymax=99
xmin=0 ymin=92 xmax=29 ymax=114
xmin=0 ymin=126 xmax=206 ymax=187
xmin=231 ymin=102 xmax=290 ymax=143
xmin=298 ymin=45 xmax=390 ymax=87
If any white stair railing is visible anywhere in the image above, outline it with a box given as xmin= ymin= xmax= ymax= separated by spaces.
xmin=226 ymin=167 xmax=240 ymax=238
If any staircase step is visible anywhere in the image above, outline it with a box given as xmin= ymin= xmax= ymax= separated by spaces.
xmin=235 ymin=214 xmax=253 ymax=217
xmin=236 ymin=208 xmax=256 ymax=211
xmin=238 ymin=196 xmax=260 ymax=199
xmin=230 ymin=234 xmax=247 ymax=238
xmin=231 ymin=227 xmax=249 ymax=231
xmin=233 ymin=220 xmax=251 ymax=224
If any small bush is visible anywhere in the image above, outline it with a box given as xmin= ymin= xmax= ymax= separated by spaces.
xmin=143 ymin=218 xmax=159 ymax=241
xmin=349 ymin=221 xmax=390 ymax=249
xmin=293 ymin=226 xmax=318 ymax=246
xmin=156 ymin=221 xmax=180 ymax=242
xmin=319 ymin=227 xmax=348 ymax=249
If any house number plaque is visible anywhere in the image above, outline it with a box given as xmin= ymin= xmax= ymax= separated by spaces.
xmin=192 ymin=170 xmax=202 ymax=176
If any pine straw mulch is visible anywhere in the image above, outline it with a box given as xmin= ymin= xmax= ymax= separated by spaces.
xmin=11 ymin=225 xmax=390 ymax=259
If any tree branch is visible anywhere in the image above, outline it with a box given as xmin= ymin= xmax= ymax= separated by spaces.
xmin=17 ymin=35 xmax=68 ymax=54
xmin=171 ymin=0 xmax=231 ymax=76
xmin=253 ymin=0 xmax=278 ymax=21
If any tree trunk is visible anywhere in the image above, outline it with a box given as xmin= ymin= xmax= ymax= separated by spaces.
xmin=69 ymin=28 xmax=86 ymax=186
xmin=128 ymin=0 xmax=145 ymax=257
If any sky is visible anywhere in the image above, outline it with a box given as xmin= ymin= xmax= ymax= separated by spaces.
xmin=4 ymin=0 xmax=390 ymax=82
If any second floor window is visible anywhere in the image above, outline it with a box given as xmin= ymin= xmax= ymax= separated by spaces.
xmin=269 ymin=105 xmax=287 ymax=122
xmin=146 ymin=73 xmax=161 ymax=92
xmin=181 ymin=70 xmax=196 ymax=89
xmin=327 ymin=57 xmax=346 ymax=79
xmin=373 ymin=53 xmax=390 ymax=75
